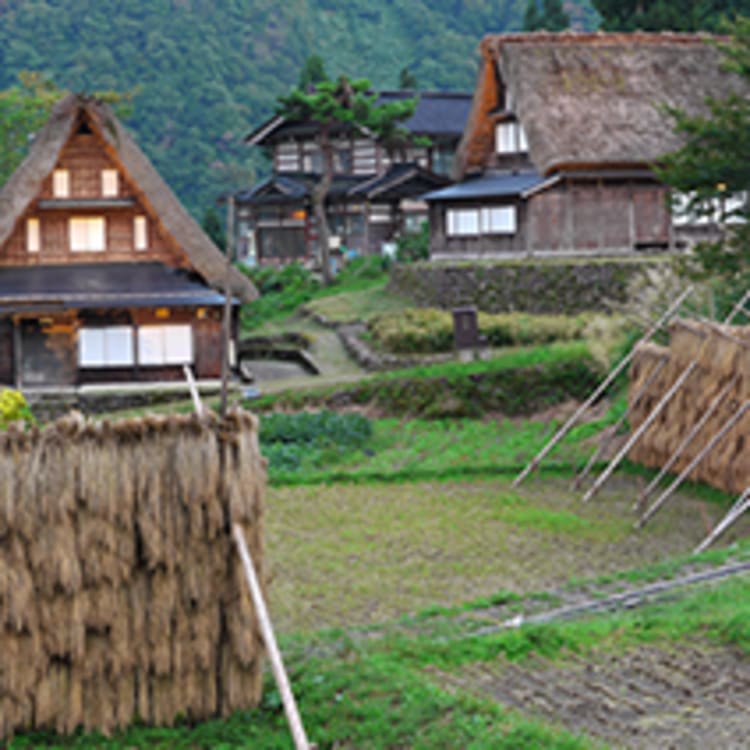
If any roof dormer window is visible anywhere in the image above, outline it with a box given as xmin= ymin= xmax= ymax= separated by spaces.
xmin=53 ymin=169 xmax=70 ymax=198
xmin=495 ymin=121 xmax=528 ymax=155
xmin=101 ymin=169 xmax=119 ymax=197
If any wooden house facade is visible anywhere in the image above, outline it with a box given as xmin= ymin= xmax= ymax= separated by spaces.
xmin=0 ymin=95 xmax=256 ymax=389
xmin=236 ymin=91 xmax=471 ymax=266
xmin=425 ymin=32 xmax=745 ymax=260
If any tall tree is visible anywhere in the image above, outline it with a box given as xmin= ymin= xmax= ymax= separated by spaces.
xmin=277 ymin=76 xmax=415 ymax=284
xmin=398 ymin=67 xmax=419 ymax=90
xmin=593 ymin=0 xmax=750 ymax=31
xmin=523 ymin=0 xmax=570 ymax=30
xmin=658 ymin=19 xmax=750 ymax=297
xmin=0 ymin=72 xmax=61 ymax=187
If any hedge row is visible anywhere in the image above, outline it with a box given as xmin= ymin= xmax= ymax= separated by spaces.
xmin=368 ymin=309 xmax=591 ymax=354
xmin=249 ymin=345 xmax=602 ymax=419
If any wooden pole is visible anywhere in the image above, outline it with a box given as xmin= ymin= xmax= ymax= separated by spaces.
xmin=220 ymin=196 xmax=236 ymax=418
xmin=583 ymin=291 xmax=748 ymax=504
xmin=512 ymin=286 xmax=693 ymax=488
xmin=183 ymin=364 xmax=204 ymax=416
xmin=694 ymin=488 xmax=750 ymax=554
xmin=572 ymin=354 xmax=668 ymax=490
xmin=637 ymin=401 xmax=750 ymax=528
xmin=581 ymin=360 xmax=698 ymax=502
xmin=634 ymin=374 xmax=739 ymax=511
xmin=233 ymin=524 xmax=312 ymax=750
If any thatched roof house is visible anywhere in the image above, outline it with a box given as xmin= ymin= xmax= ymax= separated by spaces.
xmin=0 ymin=94 xmax=256 ymax=388
xmin=456 ymin=31 xmax=744 ymax=179
xmin=424 ymin=31 xmax=745 ymax=261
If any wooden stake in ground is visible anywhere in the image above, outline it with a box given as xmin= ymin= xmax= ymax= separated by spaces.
xmin=233 ymin=524 xmax=313 ymax=750
xmin=694 ymin=488 xmax=750 ymax=553
xmin=512 ymin=286 xmax=693 ymax=488
xmin=572 ymin=354 xmax=668 ymax=490
xmin=637 ymin=401 xmax=750 ymax=528
xmin=581 ymin=360 xmax=699 ymax=503
xmin=183 ymin=364 xmax=205 ymax=415
xmin=634 ymin=374 xmax=739 ymax=511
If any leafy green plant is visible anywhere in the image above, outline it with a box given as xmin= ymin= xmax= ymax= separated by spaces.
xmin=0 ymin=388 xmax=34 ymax=429
xmin=395 ymin=221 xmax=429 ymax=263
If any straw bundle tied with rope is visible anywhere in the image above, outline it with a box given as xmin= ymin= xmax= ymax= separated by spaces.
xmin=628 ymin=319 xmax=750 ymax=495
xmin=0 ymin=409 xmax=266 ymax=738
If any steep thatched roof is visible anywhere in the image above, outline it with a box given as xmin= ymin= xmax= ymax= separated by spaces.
xmin=456 ymin=32 xmax=747 ymax=179
xmin=0 ymin=94 xmax=257 ymax=301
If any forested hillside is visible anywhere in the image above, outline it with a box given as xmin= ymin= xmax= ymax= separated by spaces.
xmin=0 ymin=0 xmax=597 ymax=218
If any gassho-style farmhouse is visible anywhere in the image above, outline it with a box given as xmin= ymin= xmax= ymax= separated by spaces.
xmin=0 ymin=94 xmax=256 ymax=389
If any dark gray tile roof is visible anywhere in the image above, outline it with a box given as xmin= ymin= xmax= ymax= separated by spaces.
xmin=422 ymin=170 xmax=546 ymax=201
xmin=0 ymin=262 xmax=227 ymax=312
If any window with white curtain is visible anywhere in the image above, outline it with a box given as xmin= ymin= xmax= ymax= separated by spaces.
xmin=70 ymin=217 xmax=106 ymax=251
xmin=447 ymin=206 xmax=517 ymax=237
xmin=495 ymin=122 xmax=529 ymax=155
xmin=101 ymin=169 xmax=119 ymax=197
xmin=26 ymin=218 xmax=40 ymax=253
xmin=138 ymin=325 xmax=193 ymax=365
xmin=53 ymin=169 xmax=70 ymax=198
xmin=78 ymin=326 xmax=134 ymax=367
xmin=134 ymin=216 xmax=148 ymax=250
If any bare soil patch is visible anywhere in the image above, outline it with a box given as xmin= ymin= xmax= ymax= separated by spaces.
xmin=434 ymin=642 xmax=750 ymax=749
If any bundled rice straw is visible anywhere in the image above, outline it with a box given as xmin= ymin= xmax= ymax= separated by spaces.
xmin=629 ymin=320 xmax=750 ymax=495
xmin=0 ymin=408 xmax=266 ymax=738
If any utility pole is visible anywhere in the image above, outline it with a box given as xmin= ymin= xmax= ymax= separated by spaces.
xmin=220 ymin=195 xmax=235 ymax=418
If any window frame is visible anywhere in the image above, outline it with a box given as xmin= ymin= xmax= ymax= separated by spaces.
xmin=26 ymin=218 xmax=40 ymax=253
xmin=101 ymin=169 xmax=119 ymax=197
xmin=69 ymin=216 xmax=106 ymax=252
xmin=137 ymin=324 xmax=194 ymax=366
xmin=78 ymin=326 xmax=135 ymax=368
xmin=53 ymin=169 xmax=70 ymax=198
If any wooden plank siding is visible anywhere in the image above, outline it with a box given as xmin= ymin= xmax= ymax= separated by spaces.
xmin=431 ymin=178 xmax=671 ymax=258
xmin=0 ymin=131 xmax=186 ymax=268
xmin=0 ymin=319 xmax=14 ymax=385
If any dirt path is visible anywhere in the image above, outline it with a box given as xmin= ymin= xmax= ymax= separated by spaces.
xmin=435 ymin=643 xmax=750 ymax=749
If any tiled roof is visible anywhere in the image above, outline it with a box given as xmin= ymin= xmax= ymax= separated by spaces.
xmin=422 ymin=170 xmax=545 ymax=201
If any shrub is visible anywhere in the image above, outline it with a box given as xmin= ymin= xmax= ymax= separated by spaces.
xmin=0 ymin=388 xmax=34 ymax=429
xmin=395 ymin=221 xmax=429 ymax=263
xmin=368 ymin=309 xmax=592 ymax=354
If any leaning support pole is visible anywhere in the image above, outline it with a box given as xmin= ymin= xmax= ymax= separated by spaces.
xmin=637 ymin=401 xmax=750 ymax=528
xmin=183 ymin=364 xmax=205 ymax=416
xmin=512 ymin=286 xmax=693 ymax=488
xmin=694 ymin=488 xmax=750 ymax=554
xmin=634 ymin=374 xmax=739 ymax=511
xmin=572 ymin=355 xmax=668 ymax=490
xmin=233 ymin=524 xmax=312 ymax=750
xmin=582 ymin=360 xmax=698 ymax=503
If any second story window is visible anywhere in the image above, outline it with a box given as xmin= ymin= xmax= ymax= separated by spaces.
xmin=134 ymin=216 xmax=148 ymax=250
xmin=70 ymin=217 xmax=106 ymax=252
xmin=276 ymin=142 xmax=300 ymax=172
xmin=495 ymin=121 xmax=528 ymax=155
xmin=101 ymin=169 xmax=119 ymax=197
xmin=26 ymin=218 xmax=40 ymax=253
xmin=53 ymin=169 xmax=70 ymax=198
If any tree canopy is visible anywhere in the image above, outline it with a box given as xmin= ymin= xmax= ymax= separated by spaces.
xmin=659 ymin=19 xmax=750 ymax=294
xmin=593 ymin=0 xmax=750 ymax=31
xmin=523 ymin=0 xmax=570 ymax=31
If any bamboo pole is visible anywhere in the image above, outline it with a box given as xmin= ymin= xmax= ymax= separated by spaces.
xmin=583 ymin=290 xmax=748 ymax=504
xmin=634 ymin=374 xmax=739 ymax=511
xmin=183 ymin=364 xmax=205 ymax=415
xmin=582 ymin=360 xmax=698 ymax=502
xmin=572 ymin=354 xmax=668 ymax=490
xmin=512 ymin=286 xmax=693 ymax=488
xmin=233 ymin=524 xmax=312 ymax=750
xmin=220 ymin=195 xmax=236 ymax=419
xmin=694 ymin=488 xmax=750 ymax=553
xmin=636 ymin=401 xmax=750 ymax=528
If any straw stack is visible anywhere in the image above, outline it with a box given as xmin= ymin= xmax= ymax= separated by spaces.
xmin=629 ymin=318 xmax=750 ymax=495
xmin=0 ymin=408 xmax=266 ymax=738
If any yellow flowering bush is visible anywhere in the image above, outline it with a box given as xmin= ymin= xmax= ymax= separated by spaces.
xmin=0 ymin=388 xmax=34 ymax=429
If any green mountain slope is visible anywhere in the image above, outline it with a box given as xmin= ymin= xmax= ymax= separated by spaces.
xmin=0 ymin=0 xmax=596 ymax=218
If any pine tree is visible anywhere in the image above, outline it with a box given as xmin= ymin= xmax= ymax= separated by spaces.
xmin=523 ymin=0 xmax=569 ymax=31
xmin=593 ymin=0 xmax=750 ymax=31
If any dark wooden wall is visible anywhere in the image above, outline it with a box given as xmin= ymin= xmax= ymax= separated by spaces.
xmin=0 ymin=319 xmax=14 ymax=385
